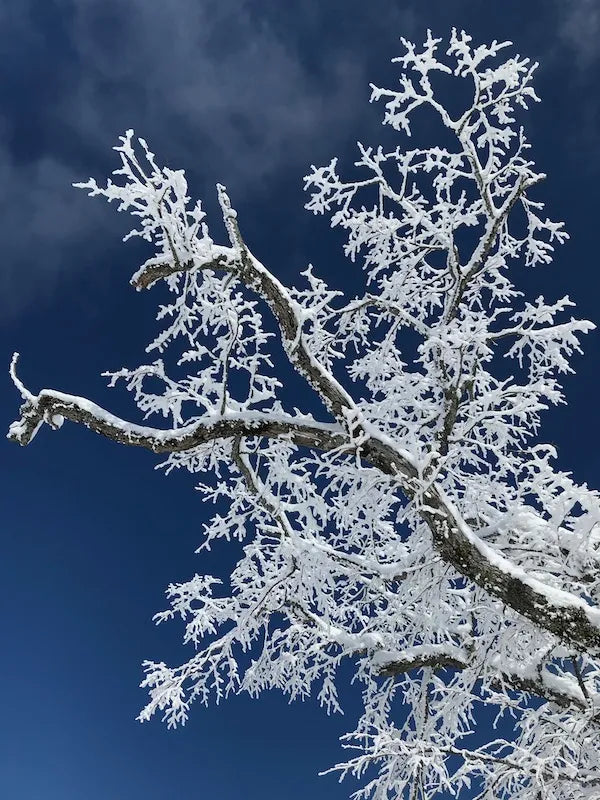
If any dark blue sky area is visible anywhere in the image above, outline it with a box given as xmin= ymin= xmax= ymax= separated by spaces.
xmin=2 ymin=2 xmax=600 ymax=798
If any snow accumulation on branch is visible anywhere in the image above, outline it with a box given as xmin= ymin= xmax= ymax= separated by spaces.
xmin=8 ymin=357 xmax=345 ymax=455
xmin=9 ymin=29 xmax=600 ymax=800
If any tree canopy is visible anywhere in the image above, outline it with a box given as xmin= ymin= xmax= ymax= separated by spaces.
xmin=9 ymin=30 xmax=600 ymax=800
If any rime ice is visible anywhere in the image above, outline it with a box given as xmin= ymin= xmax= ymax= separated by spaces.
xmin=8 ymin=30 xmax=600 ymax=800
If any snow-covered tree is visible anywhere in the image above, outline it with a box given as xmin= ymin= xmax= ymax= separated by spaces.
xmin=9 ymin=30 xmax=600 ymax=800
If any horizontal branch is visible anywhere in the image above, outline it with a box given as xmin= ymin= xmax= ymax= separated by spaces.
xmin=7 ymin=381 xmax=346 ymax=456
xmin=375 ymin=644 xmax=470 ymax=678
xmin=14 ymin=380 xmax=598 ymax=657
xmin=131 ymin=249 xmax=235 ymax=291
xmin=15 ymin=255 xmax=600 ymax=659
xmin=375 ymin=644 xmax=599 ymax=721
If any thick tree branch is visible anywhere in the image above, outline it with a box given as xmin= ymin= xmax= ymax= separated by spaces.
xmin=7 ymin=378 xmax=346 ymax=456
xmin=131 ymin=250 xmax=235 ymax=291
xmin=376 ymin=645 xmax=599 ymax=721
xmin=418 ymin=486 xmax=600 ymax=656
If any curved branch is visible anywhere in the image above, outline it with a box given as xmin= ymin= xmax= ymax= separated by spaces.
xmin=7 ymin=382 xmax=346 ymax=455
xmin=11 ymin=172 xmax=600 ymax=659
xmin=134 ymin=204 xmax=356 ymax=423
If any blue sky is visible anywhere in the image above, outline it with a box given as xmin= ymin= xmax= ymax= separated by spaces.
xmin=2 ymin=2 xmax=600 ymax=798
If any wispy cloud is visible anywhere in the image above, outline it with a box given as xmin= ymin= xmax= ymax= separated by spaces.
xmin=555 ymin=0 xmax=600 ymax=68
xmin=62 ymin=0 xmax=372 ymax=187
xmin=0 ymin=145 xmax=109 ymax=314
xmin=9 ymin=0 xmax=596 ymax=314
xmin=1 ymin=0 xmax=417 ymax=313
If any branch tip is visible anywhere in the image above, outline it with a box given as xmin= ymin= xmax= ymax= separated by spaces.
xmin=9 ymin=352 xmax=35 ymax=403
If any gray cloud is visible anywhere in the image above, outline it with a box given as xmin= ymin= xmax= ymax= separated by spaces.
xmin=63 ymin=0 xmax=370 ymax=184
xmin=0 ymin=0 xmax=420 ymax=313
xmin=555 ymin=0 xmax=600 ymax=68
xmin=0 ymin=147 xmax=110 ymax=314
xmin=532 ymin=0 xmax=600 ymax=175
xmin=8 ymin=0 xmax=596 ymax=315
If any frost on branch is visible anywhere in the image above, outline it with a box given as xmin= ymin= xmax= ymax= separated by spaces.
xmin=8 ymin=30 xmax=600 ymax=800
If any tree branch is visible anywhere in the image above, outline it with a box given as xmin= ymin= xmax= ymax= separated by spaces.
xmin=418 ymin=486 xmax=600 ymax=656
xmin=376 ymin=644 xmax=599 ymax=722
xmin=131 ymin=250 xmax=235 ymax=291
xmin=7 ymin=377 xmax=346 ymax=456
